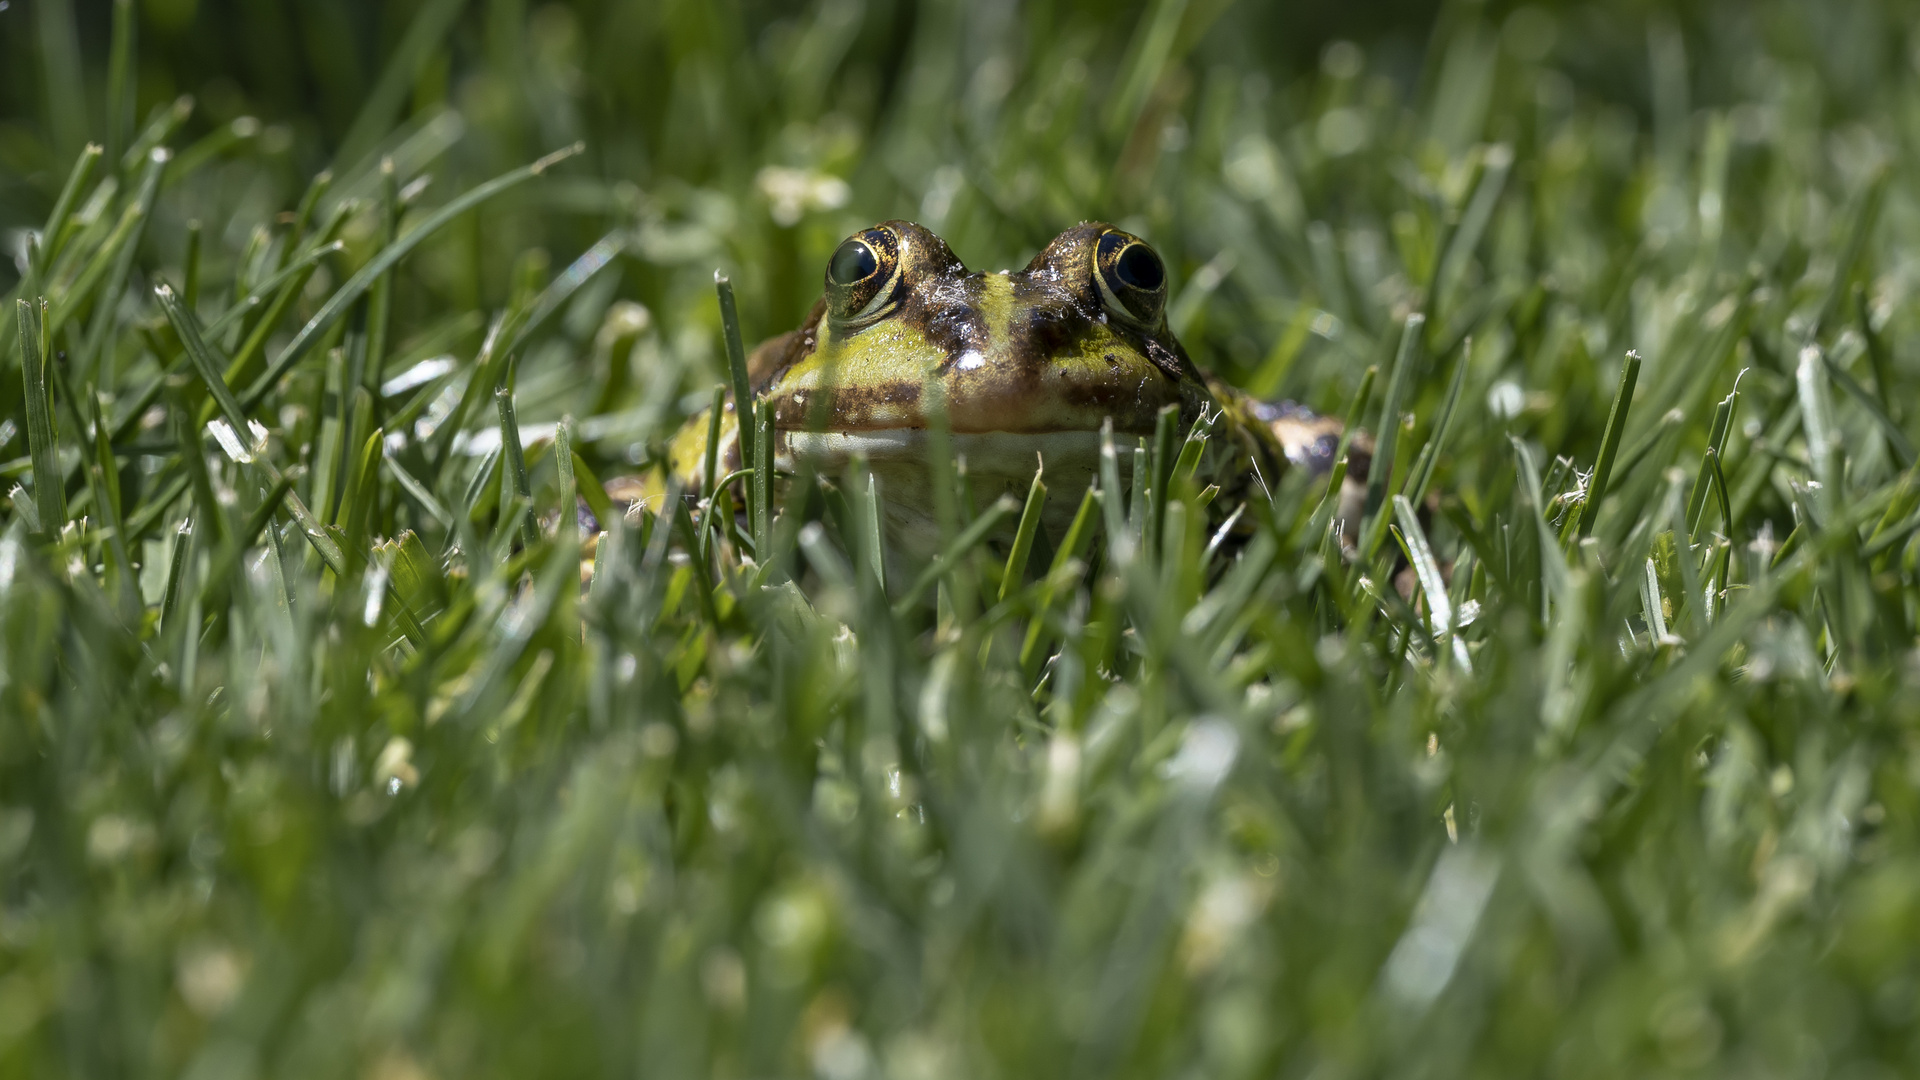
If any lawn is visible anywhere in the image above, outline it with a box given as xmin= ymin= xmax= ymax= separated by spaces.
xmin=3 ymin=0 xmax=1920 ymax=1076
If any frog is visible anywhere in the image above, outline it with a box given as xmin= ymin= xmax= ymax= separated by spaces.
xmin=631 ymin=220 xmax=1367 ymax=552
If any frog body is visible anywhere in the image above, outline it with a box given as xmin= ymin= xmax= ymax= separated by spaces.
xmin=649 ymin=220 xmax=1364 ymax=550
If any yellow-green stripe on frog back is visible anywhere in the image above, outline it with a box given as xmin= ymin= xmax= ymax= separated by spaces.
xmin=644 ymin=220 xmax=1366 ymax=545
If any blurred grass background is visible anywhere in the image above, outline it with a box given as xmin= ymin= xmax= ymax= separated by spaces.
xmin=4 ymin=0 xmax=1920 ymax=1078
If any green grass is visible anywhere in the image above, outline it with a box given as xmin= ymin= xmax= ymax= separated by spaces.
xmin=4 ymin=1 xmax=1920 ymax=1076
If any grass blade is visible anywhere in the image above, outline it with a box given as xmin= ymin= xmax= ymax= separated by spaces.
xmin=104 ymin=0 xmax=136 ymax=165
xmin=1401 ymin=340 xmax=1470 ymax=508
xmin=701 ymin=383 xmax=726 ymax=501
xmin=1513 ymin=436 xmax=1572 ymax=619
xmin=1362 ymin=312 xmax=1425 ymax=558
xmin=333 ymin=0 xmax=471 ymax=172
xmin=1394 ymin=492 xmax=1469 ymax=671
xmin=556 ymin=415 xmax=577 ymax=524
xmin=1797 ymin=345 xmax=1843 ymax=523
xmin=220 ymin=215 xmax=350 ymax=396
xmin=1576 ymin=349 xmax=1642 ymax=538
xmin=119 ymin=94 xmax=194 ymax=176
xmin=17 ymin=299 xmax=65 ymax=536
xmin=495 ymin=384 xmax=539 ymax=552
xmin=385 ymin=454 xmax=454 ymax=530
xmin=33 ymin=143 xmax=103 ymax=279
xmin=1686 ymin=381 xmax=1740 ymax=537
xmin=716 ymin=273 xmax=755 ymax=491
xmin=242 ymin=144 xmax=583 ymax=411
xmin=1823 ymin=352 xmax=1914 ymax=469
xmin=894 ymin=494 xmax=1019 ymax=615
xmin=156 ymin=283 xmax=249 ymax=435
xmin=159 ymin=519 xmax=193 ymax=633
xmin=81 ymin=147 xmax=169 ymax=381
xmin=999 ymin=461 xmax=1048 ymax=604
xmin=85 ymin=391 xmax=138 ymax=619
xmin=1148 ymin=404 xmax=1178 ymax=560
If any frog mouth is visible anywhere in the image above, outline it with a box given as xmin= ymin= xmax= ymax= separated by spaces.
xmin=781 ymin=428 xmax=1113 ymax=482
xmin=782 ymin=428 xmax=1122 ymax=550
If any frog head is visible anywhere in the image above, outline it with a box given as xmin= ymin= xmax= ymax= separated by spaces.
xmin=747 ymin=220 xmax=1218 ymax=541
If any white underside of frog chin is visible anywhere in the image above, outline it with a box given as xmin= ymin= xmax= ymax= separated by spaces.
xmin=779 ymin=428 xmax=1111 ymax=474
xmin=780 ymin=428 xmax=1130 ymax=553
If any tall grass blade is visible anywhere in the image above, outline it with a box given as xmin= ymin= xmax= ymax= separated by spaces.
xmin=17 ymin=300 xmax=65 ymax=536
xmin=1362 ymin=313 xmax=1424 ymax=558
xmin=1577 ymin=350 xmax=1642 ymax=538
xmin=242 ymin=145 xmax=583 ymax=410
xmin=1000 ymin=462 xmax=1048 ymax=604
xmin=716 ymin=273 xmax=755 ymax=478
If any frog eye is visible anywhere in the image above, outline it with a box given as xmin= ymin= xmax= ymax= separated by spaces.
xmin=1093 ymin=230 xmax=1168 ymax=326
xmin=825 ymin=227 xmax=905 ymax=327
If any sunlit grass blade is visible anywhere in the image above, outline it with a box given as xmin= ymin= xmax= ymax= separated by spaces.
xmin=428 ymin=310 xmax=523 ymax=478
xmin=17 ymin=299 xmax=65 ymax=536
xmin=166 ymin=116 xmax=260 ymax=187
xmin=49 ymin=167 xmax=151 ymax=336
xmin=158 ymin=518 xmax=193 ymax=633
xmin=1513 ymin=436 xmax=1572 ymax=619
xmin=507 ymin=230 xmax=627 ymax=357
xmin=385 ymin=453 xmax=454 ymax=530
xmin=1797 ymin=345 xmax=1843 ymax=522
xmin=85 ymin=390 xmax=138 ymax=618
xmin=156 ymin=283 xmax=248 ymax=434
xmin=701 ymin=384 xmax=726 ymax=502
xmin=119 ymin=94 xmax=193 ymax=175
xmin=33 ymin=143 xmax=103 ymax=280
xmin=1394 ymin=492 xmax=1468 ymax=670
xmin=495 ymin=384 xmax=539 ymax=552
xmin=1099 ymin=418 xmax=1127 ymax=559
xmin=1812 ymin=165 xmax=1887 ymax=341
xmin=1855 ymin=284 xmax=1900 ymax=424
xmin=219 ymin=223 xmax=350 ymax=397
xmin=362 ymin=162 xmax=400 ymax=396
xmin=80 ymin=146 xmax=168 ymax=380
xmin=340 ymin=427 xmax=386 ymax=575
xmin=196 ymin=475 xmax=292 ymax=613
xmin=1362 ymin=312 xmax=1423 ymax=559
xmin=1147 ymin=404 xmax=1178 ymax=560
xmin=754 ymin=398 xmax=776 ymax=562
xmin=160 ymin=283 xmax=344 ymax=576
xmin=205 ymin=241 xmax=347 ymax=345
xmin=1576 ymin=349 xmax=1642 ymax=538
xmin=1401 ymin=340 xmax=1469 ymax=509
xmin=1020 ymin=484 xmax=1101 ymax=680
xmin=121 ymin=474 xmax=189 ymax=546
xmin=1686 ymin=381 xmax=1740 ymax=537
xmin=999 ymin=461 xmax=1048 ymax=604
xmin=555 ymin=415 xmax=577 ymax=522
xmin=716 ymin=273 xmax=755 ymax=475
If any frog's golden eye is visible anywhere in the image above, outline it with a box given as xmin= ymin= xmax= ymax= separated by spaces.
xmin=825 ymin=227 xmax=904 ymax=327
xmin=1093 ymin=230 xmax=1168 ymax=326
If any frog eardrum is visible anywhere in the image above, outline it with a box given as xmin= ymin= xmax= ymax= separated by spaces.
xmin=825 ymin=226 xmax=903 ymax=327
xmin=1092 ymin=228 xmax=1168 ymax=326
